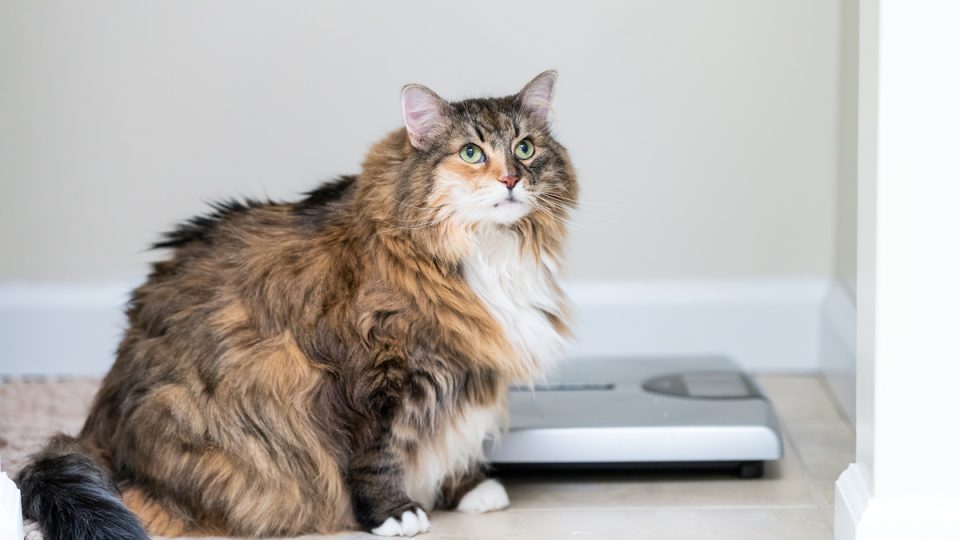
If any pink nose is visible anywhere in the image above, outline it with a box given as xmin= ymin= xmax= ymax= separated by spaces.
xmin=499 ymin=175 xmax=520 ymax=190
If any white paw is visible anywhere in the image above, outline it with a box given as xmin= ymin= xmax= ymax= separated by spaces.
xmin=371 ymin=508 xmax=430 ymax=537
xmin=456 ymin=478 xmax=510 ymax=513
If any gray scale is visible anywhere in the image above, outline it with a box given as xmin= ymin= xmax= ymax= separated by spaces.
xmin=485 ymin=357 xmax=783 ymax=476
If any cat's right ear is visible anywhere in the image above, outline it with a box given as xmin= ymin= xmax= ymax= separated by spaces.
xmin=401 ymin=84 xmax=451 ymax=151
xmin=518 ymin=70 xmax=558 ymax=123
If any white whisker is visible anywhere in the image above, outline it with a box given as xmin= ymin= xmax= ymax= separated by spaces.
xmin=529 ymin=200 xmax=616 ymax=232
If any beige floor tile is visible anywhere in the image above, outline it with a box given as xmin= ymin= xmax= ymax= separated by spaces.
xmin=756 ymin=374 xmax=854 ymax=506
xmin=697 ymin=507 xmax=833 ymax=540
xmin=255 ymin=507 xmax=831 ymax=540
xmin=382 ymin=508 xmax=717 ymax=540
xmin=755 ymin=376 xmax=850 ymax=430
xmin=788 ymin=424 xmax=854 ymax=504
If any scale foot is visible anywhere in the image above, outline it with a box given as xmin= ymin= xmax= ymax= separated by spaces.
xmin=737 ymin=461 xmax=764 ymax=479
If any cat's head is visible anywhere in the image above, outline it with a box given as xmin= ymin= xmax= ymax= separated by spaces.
xmin=389 ymin=71 xmax=577 ymax=234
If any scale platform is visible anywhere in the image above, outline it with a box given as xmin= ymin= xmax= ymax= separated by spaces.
xmin=485 ymin=357 xmax=783 ymax=478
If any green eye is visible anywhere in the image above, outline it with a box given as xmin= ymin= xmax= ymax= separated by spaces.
xmin=459 ymin=144 xmax=485 ymax=164
xmin=514 ymin=138 xmax=535 ymax=159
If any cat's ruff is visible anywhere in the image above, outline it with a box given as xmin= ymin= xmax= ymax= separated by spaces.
xmin=463 ymin=225 xmax=569 ymax=378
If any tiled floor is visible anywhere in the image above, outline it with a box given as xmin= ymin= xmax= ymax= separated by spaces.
xmin=0 ymin=375 xmax=852 ymax=540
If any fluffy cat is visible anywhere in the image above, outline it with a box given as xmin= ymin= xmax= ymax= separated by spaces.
xmin=17 ymin=71 xmax=578 ymax=539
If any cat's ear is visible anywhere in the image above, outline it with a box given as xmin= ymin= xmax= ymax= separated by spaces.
xmin=401 ymin=84 xmax=452 ymax=151
xmin=518 ymin=70 xmax=558 ymax=123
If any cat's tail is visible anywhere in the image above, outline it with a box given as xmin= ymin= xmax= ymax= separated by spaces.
xmin=15 ymin=434 xmax=149 ymax=540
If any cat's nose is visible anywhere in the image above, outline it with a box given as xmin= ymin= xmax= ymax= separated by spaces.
xmin=499 ymin=175 xmax=520 ymax=190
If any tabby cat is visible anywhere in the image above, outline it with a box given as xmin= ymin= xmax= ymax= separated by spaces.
xmin=17 ymin=70 xmax=578 ymax=538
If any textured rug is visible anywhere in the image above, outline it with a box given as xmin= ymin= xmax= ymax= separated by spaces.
xmin=0 ymin=377 xmax=102 ymax=476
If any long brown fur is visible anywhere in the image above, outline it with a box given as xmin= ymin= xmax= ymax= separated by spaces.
xmin=19 ymin=71 xmax=578 ymax=537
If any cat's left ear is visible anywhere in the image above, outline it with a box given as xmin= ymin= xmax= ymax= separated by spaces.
xmin=401 ymin=84 xmax=452 ymax=151
xmin=518 ymin=70 xmax=558 ymax=123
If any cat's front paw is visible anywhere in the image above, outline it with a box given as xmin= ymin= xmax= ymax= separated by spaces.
xmin=456 ymin=478 xmax=510 ymax=513
xmin=370 ymin=507 xmax=430 ymax=537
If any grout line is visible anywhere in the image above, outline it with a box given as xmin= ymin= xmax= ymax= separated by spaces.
xmin=815 ymin=374 xmax=856 ymax=432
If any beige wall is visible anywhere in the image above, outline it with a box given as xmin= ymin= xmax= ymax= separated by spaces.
xmin=0 ymin=1 xmax=844 ymax=283
xmin=835 ymin=0 xmax=859 ymax=298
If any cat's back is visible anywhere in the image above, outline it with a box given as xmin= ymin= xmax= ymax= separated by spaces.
xmin=141 ymin=175 xmax=359 ymax=298
xmin=153 ymin=174 xmax=358 ymax=257
xmin=107 ymin=174 xmax=362 ymax=381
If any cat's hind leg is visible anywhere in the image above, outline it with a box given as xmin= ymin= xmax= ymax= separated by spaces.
xmin=122 ymin=487 xmax=191 ymax=537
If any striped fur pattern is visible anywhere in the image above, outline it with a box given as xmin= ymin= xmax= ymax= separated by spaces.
xmin=16 ymin=71 xmax=577 ymax=538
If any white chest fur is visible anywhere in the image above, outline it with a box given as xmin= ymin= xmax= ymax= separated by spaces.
xmin=462 ymin=227 xmax=569 ymax=376
xmin=404 ymin=228 xmax=568 ymax=509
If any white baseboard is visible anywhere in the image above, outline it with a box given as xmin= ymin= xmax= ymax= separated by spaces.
xmin=836 ymin=464 xmax=960 ymax=539
xmin=0 ymin=279 xmax=830 ymax=376
xmin=0 ymin=282 xmax=133 ymax=376
xmin=819 ymin=282 xmax=857 ymax=421
xmin=566 ymin=280 xmax=828 ymax=372
xmin=835 ymin=464 xmax=871 ymax=540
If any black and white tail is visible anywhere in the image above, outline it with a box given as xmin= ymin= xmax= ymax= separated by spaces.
xmin=15 ymin=435 xmax=148 ymax=540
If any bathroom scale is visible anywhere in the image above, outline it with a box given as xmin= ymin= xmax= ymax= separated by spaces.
xmin=485 ymin=356 xmax=783 ymax=478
